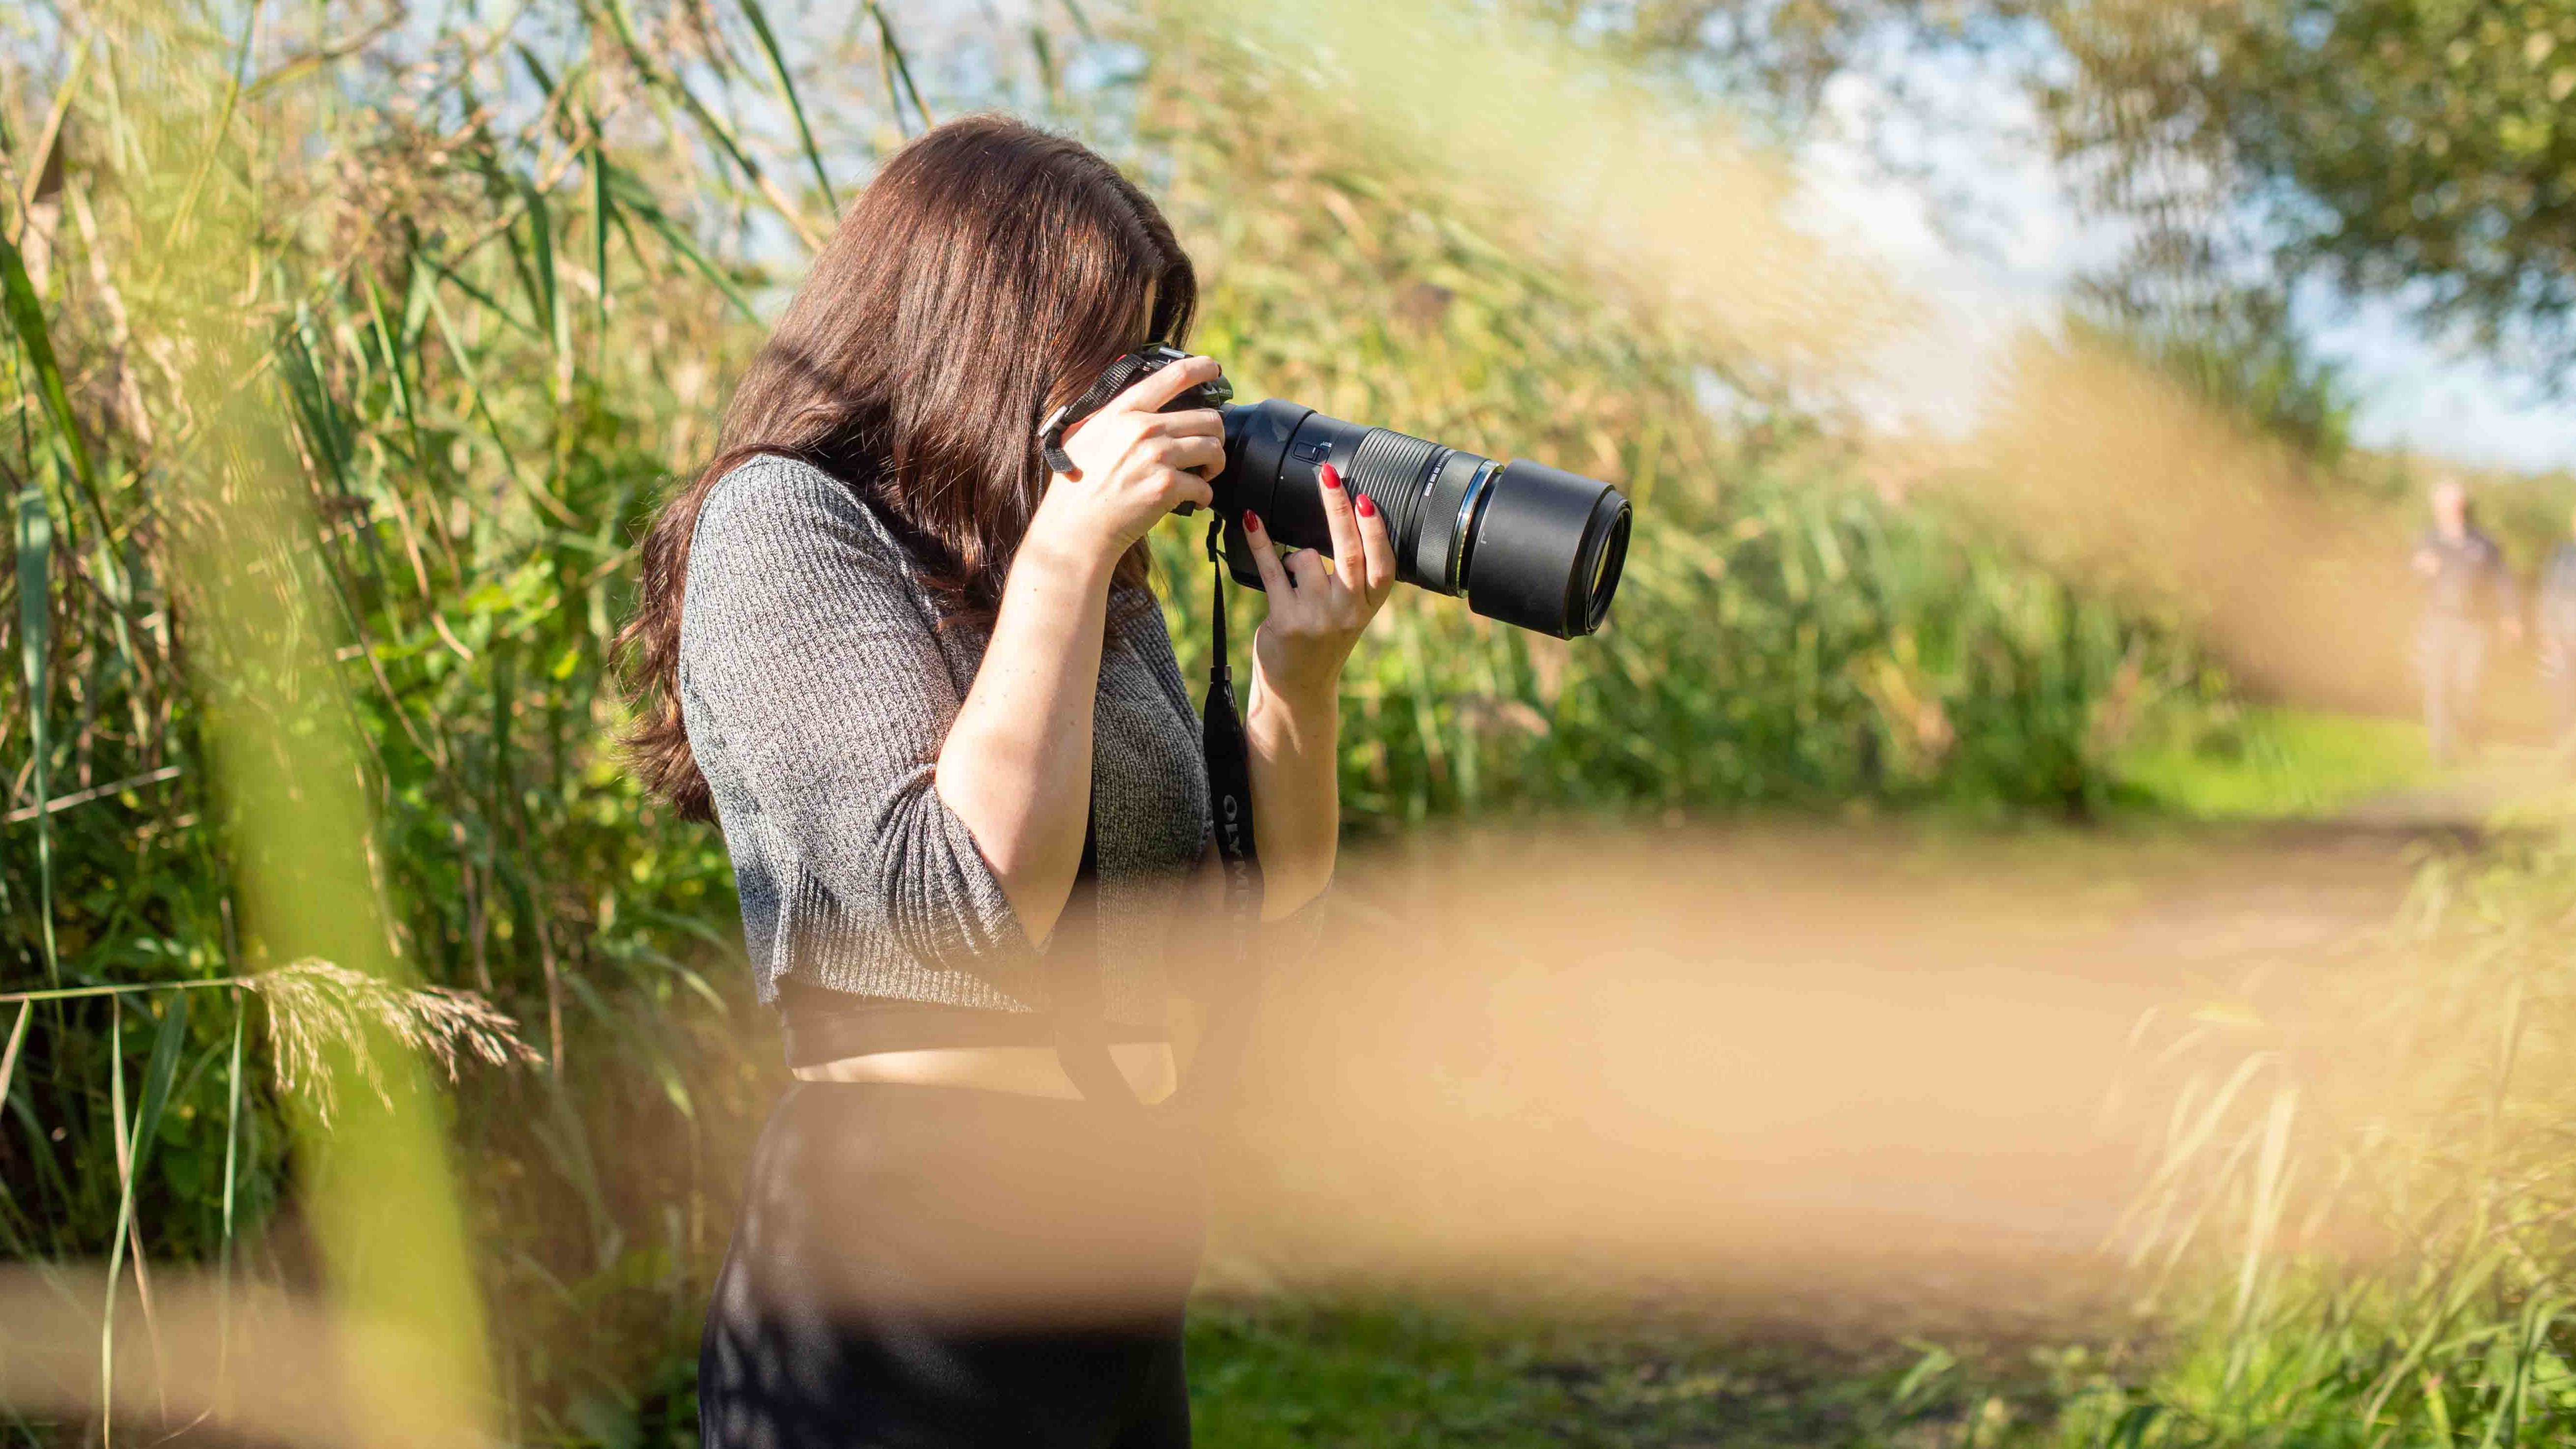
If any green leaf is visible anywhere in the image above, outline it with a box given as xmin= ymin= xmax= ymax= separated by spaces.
xmin=131 ymin=993 xmax=193 ymax=1192
xmin=738 ymin=0 xmax=838 ymax=213
xmin=219 ymin=991 xmax=246 ymax=1293
xmin=101 ymin=1007 xmax=128 ymax=1427
xmin=589 ymin=133 xmax=613 ymax=376
xmin=595 ymin=0 xmax=774 ymax=190
xmin=0 ymin=1002 xmax=29 ymax=1114
xmin=868 ymin=2 xmax=935 ymax=132
xmin=12 ymin=468 xmax=58 ymax=982
xmin=516 ymin=174 xmax=572 ymax=394
xmin=601 ymin=163 xmax=759 ymax=322
xmin=0 ymin=229 xmax=95 ymax=490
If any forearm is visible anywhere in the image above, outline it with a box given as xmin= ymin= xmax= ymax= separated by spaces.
xmin=935 ymin=527 xmax=1117 ymax=945
xmin=1245 ymin=664 xmax=1339 ymax=920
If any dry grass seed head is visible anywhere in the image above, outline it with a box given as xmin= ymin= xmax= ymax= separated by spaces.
xmin=248 ymin=957 xmax=538 ymax=1124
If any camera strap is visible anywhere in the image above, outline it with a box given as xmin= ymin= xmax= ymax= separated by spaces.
xmin=1047 ymin=517 xmax=1265 ymax=1117
xmin=1176 ymin=516 xmax=1266 ymax=1111
xmin=1037 ymin=351 xmax=1162 ymax=475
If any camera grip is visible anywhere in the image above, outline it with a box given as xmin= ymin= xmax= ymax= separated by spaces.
xmin=1221 ymin=512 xmax=1267 ymax=592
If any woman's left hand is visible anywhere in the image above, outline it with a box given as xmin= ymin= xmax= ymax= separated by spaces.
xmin=1239 ymin=464 xmax=1396 ymax=704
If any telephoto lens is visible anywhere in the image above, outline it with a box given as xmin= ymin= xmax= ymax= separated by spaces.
xmin=1217 ymin=399 xmax=1632 ymax=638
xmin=1126 ymin=346 xmax=1633 ymax=638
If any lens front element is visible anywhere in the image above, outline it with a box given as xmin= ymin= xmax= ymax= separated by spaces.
xmin=1463 ymin=459 xmax=1631 ymax=638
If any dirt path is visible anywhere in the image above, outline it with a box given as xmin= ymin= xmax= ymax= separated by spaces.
xmin=1206 ymin=804 xmax=2506 ymax=1340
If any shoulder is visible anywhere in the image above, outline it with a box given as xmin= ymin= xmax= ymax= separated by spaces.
xmin=687 ymin=453 xmax=935 ymax=609
xmin=682 ymin=454 xmax=941 ymax=651
xmin=696 ymin=453 xmax=902 ymax=559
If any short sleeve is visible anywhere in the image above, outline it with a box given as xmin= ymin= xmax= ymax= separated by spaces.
xmin=681 ymin=459 xmax=1035 ymax=975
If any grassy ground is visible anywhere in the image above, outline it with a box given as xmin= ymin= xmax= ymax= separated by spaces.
xmin=2111 ymin=706 xmax=2442 ymax=821
xmin=1185 ymin=1296 xmax=2044 ymax=1448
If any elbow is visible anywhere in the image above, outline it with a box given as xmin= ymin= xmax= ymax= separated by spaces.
xmin=925 ymin=758 xmax=1084 ymax=953
xmin=868 ymin=774 xmax=1044 ymax=965
xmin=973 ymin=836 xmax=1082 ymax=953
xmin=1260 ymin=862 xmax=1332 ymax=923
xmin=998 ymin=872 xmax=1071 ymax=954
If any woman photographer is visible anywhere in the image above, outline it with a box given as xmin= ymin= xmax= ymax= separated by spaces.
xmin=616 ymin=115 xmax=1391 ymax=1447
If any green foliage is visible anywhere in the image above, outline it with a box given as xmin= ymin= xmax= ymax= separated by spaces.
xmin=2084 ymin=821 xmax=2576 ymax=1446
xmin=2113 ymin=706 xmax=2437 ymax=821
xmin=2040 ymin=0 xmax=2576 ymax=385
xmin=1188 ymin=1295 xmax=2045 ymax=1447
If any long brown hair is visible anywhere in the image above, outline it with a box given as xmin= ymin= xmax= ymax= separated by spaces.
xmin=615 ymin=115 xmax=1199 ymax=820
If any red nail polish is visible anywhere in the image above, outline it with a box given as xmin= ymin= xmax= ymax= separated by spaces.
xmin=1320 ymin=464 xmax=1341 ymax=490
xmin=1356 ymin=493 xmax=1377 ymax=519
xmin=1244 ymin=511 xmax=1262 ymax=533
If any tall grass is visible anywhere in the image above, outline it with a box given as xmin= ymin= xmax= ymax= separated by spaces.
xmin=2073 ymin=817 xmax=2576 ymax=1447
xmin=2 ymin=2 xmax=2213 ymax=1443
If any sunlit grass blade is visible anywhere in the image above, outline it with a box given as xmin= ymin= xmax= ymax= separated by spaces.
xmin=279 ymin=311 xmax=353 ymax=493
xmin=589 ymin=137 xmax=611 ymax=377
xmin=0 ymin=211 xmax=96 ymax=491
xmin=2233 ymin=1083 xmax=2297 ymax=1327
xmin=11 ymin=459 xmax=58 ymax=982
xmin=412 ymin=247 xmax=544 ymax=340
xmin=868 ymin=2 xmax=934 ymax=133
xmin=131 ymin=991 xmax=192 ymax=1203
xmin=0 ymin=1001 xmax=29 ymax=1109
xmin=102 ymin=1006 xmax=129 ymax=1444
xmin=601 ymin=162 xmax=758 ymax=321
xmin=214 ymin=988 xmax=246 ymax=1410
xmin=513 ymin=174 xmax=572 ymax=402
xmin=420 ymin=272 xmax=574 ymax=526
xmin=594 ymin=0 xmax=824 ymax=249
xmin=736 ymin=0 xmax=837 ymax=213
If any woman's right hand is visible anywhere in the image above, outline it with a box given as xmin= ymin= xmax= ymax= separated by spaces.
xmin=1031 ymin=355 xmax=1225 ymax=562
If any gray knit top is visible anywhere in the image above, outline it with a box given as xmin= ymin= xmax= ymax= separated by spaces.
xmin=677 ymin=453 xmax=1211 ymax=1031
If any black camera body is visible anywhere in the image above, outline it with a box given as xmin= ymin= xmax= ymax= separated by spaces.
xmin=1118 ymin=345 xmax=1631 ymax=640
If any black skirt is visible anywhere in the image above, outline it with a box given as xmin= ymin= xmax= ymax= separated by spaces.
xmin=697 ymin=1082 xmax=1208 ymax=1449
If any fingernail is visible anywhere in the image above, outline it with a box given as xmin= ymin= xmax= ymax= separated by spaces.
xmin=1356 ymin=493 xmax=1377 ymax=519
xmin=1320 ymin=464 xmax=1341 ymax=490
xmin=1244 ymin=511 xmax=1262 ymax=534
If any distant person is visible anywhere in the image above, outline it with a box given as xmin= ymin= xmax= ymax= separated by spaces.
xmin=2536 ymin=504 xmax=2576 ymax=750
xmin=2410 ymin=478 xmax=2518 ymax=763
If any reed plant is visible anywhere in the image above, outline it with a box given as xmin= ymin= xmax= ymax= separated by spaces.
xmin=2075 ymin=815 xmax=2576 ymax=1447
xmin=2 ymin=2 xmax=2213 ymax=1444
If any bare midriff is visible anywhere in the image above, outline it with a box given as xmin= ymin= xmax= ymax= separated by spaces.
xmin=790 ymin=1041 xmax=1178 ymax=1102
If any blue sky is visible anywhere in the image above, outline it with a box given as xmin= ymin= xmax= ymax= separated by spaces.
xmin=1796 ymin=44 xmax=2576 ymax=475
xmin=2309 ymin=296 xmax=2576 ymax=473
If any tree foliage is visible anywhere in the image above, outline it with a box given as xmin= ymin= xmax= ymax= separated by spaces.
xmin=2037 ymin=0 xmax=2576 ymax=385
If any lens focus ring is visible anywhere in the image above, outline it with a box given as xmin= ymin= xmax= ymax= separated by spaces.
xmin=1345 ymin=428 xmax=1445 ymax=557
